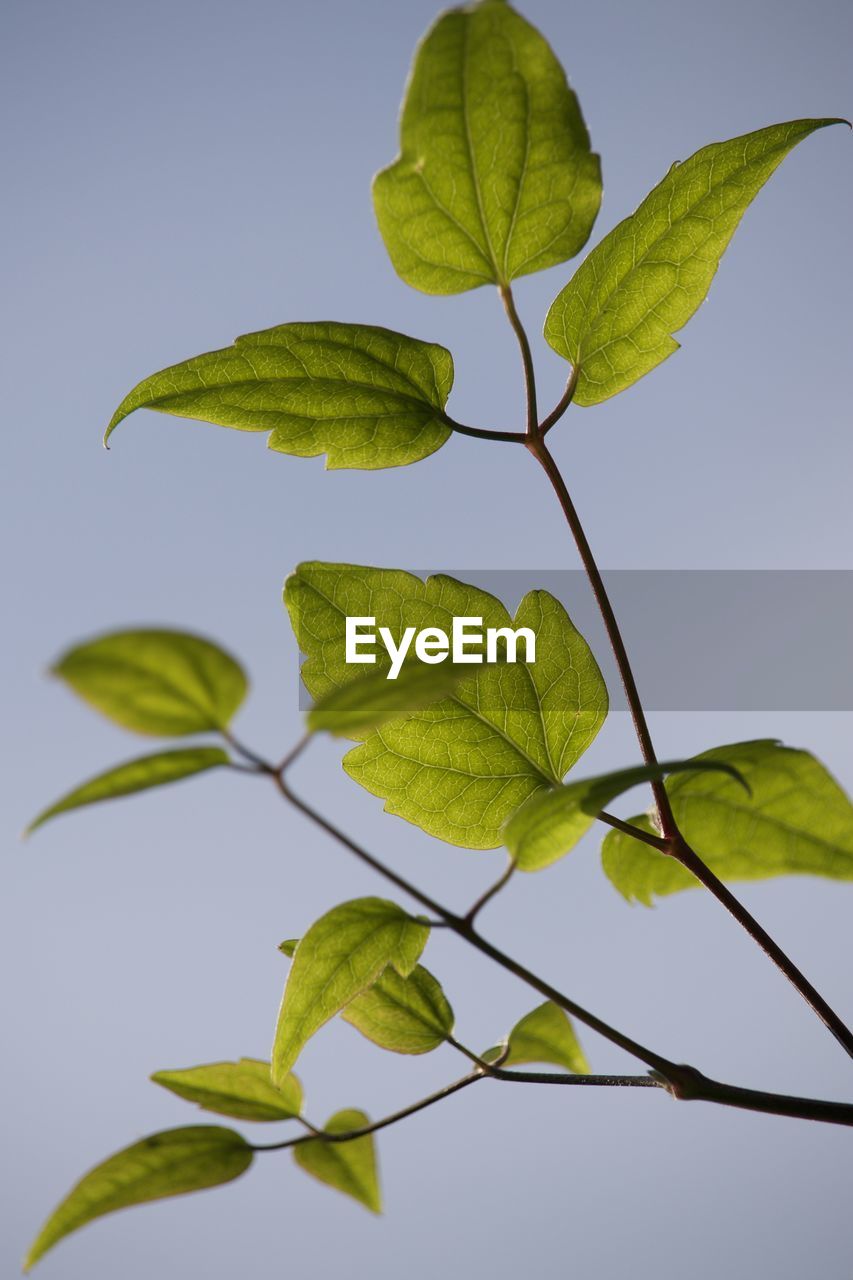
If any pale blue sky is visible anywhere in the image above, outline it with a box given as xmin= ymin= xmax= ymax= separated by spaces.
xmin=3 ymin=1 xmax=852 ymax=1277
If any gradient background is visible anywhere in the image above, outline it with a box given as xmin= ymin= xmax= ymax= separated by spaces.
xmin=3 ymin=1 xmax=852 ymax=1275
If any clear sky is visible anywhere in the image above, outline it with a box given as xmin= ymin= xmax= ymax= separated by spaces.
xmin=3 ymin=1 xmax=852 ymax=1277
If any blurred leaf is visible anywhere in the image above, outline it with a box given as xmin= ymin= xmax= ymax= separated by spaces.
xmin=545 ymin=119 xmax=843 ymax=404
xmin=293 ymin=1110 xmax=380 ymax=1213
xmin=278 ymin=939 xmax=299 ymax=958
xmin=151 ymin=1059 xmax=302 ymax=1123
xmin=53 ymin=629 xmax=247 ymax=736
xmin=106 ymin=322 xmax=453 ymax=470
xmin=602 ymin=741 xmax=853 ymax=904
xmin=272 ymin=898 xmax=430 ymax=1083
xmin=308 ymin=662 xmax=467 ymax=736
xmin=285 ymin=563 xmax=607 ymax=848
xmin=504 ymin=758 xmax=746 ymax=871
xmin=374 ymin=0 xmax=600 ymax=294
xmin=505 ymin=1001 xmax=589 ymax=1073
xmin=26 ymin=747 xmax=228 ymax=834
xmin=342 ymin=964 xmax=454 ymax=1055
xmin=25 ymin=1127 xmax=252 ymax=1270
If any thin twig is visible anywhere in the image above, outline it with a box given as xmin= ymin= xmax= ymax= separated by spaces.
xmin=464 ymin=858 xmax=517 ymax=924
xmin=539 ymin=363 xmax=581 ymax=435
xmin=500 ymin=284 xmax=539 ymax=435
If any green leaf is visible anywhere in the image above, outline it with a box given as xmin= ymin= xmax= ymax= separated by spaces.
xmin=53 ymin=629 xmax=247 ymax=737
xmin=374 ymin=0 xmax=600 ymax=294
xmin=105 ymin=322 xmax=454 ymax=470
xmin=545 ymin=119 xmax=844 ymax=404
xmin=272 ymin=898 xmax=430 ymax=1083
xmin=26 ymin=747 xmax=229 ymax=835
xmin=293 ymin=1109 xmax=381 ymax=1213
xmin=602 ymin=740 xmax=853 ymax=904
xmin=504 ymin=758 xmax=746 ymax=871
xmin=151 ymin=1059 xmax=302 ymax=1123
xmin=25 ymin=1126 xmax=252 ymax=1270
xmin=342 ymin=964 xmax=454 ymax=1055
xmin=278 ymin=938 xmax=299 ymax=958
xmin=285 ymin=563 xmax=607 ymax=848
xmin=505 ymin=1001 xmax=589 ymax=1073
xmin=308 ymin=661 xmax=468 ymax=737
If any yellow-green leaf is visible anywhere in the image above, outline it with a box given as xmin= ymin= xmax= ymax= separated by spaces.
xmin=293 ymin=1109 xmax=380 ymax=1213
xmin=151 ymin=1059 xmax=302 ymax=1123
xmin=342 ymin=964 xmax=454 ymax=1054
xmin=25 ymin=1127 xmax=252 ymax=1270
xmin=53 ymin=629 xmax=247 ymax=736
xmin=505 ymin=1001 xmax=589 ymax=1073
xmin=374 ymin=0 xmax=600 ymax=294
xmin=272 ymin=898 xmax=430 ymax=1083
xmin=308 ymin=662 xmax=467 ymax=736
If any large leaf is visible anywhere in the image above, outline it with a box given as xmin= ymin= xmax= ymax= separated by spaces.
xmin=25 ymin=1127 xmax=252 ymax=1270
xmin=26 ymin=747 xmax=229 ymax=835
xmin=308 ymin=662 xmax=467 ymax=737
xmin=272 ymin=898 xmax=430 ymax=1083
xmin=342 ymin=964 xmax=454 ymax=1055
xmin=53 ymin=629 xmax=247 ymax=736
xmin=504 ymin=1001 xmax=589 ymax=1073
xmin=504 ymin=758 xmax=746 ymax=871
xmin=602 ymin=740 xmax=853 ymax=904
xmin=373 ymin=0 xmax=600 ymax=294
xmin=151 ymin=1059 xmax=302 ymax=1123
xmin=293 ymin=1110 xmax=381 ymax=1213
xmin=285 ymin=563 xmax=607 ymax=848
xmin=105 ymin=322 xmax=454 ymax=470
xmin=545 ymin=119 xmax=842 ymax=404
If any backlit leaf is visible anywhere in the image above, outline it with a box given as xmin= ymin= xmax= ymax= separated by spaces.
xmin=293 ymin=1110 xmax=380 ymax=1213
xmin=285 ymin=563 xmax=607 ymax=848
xmin=272 ymin=898 xmax=430 ymax=1083
xmin=151 ymin=1059 xmax=302 ymax=1123
xmin=106 ymin=322 xmax=453 ymax=470
xmin=374 ymin=0 xmax=600 ymax=294
xmin=504 ymin=758 xmax=746 ymax=871
xmin=53 ymin=629 xmax=247 ymax=736
xmin=26 ymin=747 xmax=228 ymax=834
xmin=342 ymin=964 xmax=454 ymax=1054
xmin=505 ymin=1001 xmax=589 ymax=1073
xmin=545 ymin=119 xmax=843 ymax=404
xmin=25 ymin=1127 xmax=252 ymax=1270
xmin=602 ymin=741 xmax=853 ymax=904
xmin=308 ymin=662 xmax=466 ymax=736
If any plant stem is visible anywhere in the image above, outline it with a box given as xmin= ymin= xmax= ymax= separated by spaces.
xmin=463 ymin=858 xmax=517 ymax=924
xmin=500 ymin=284 xmax=538 ymax=435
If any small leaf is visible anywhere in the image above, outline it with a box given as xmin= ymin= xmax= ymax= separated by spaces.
xmin=272 ymin=898 xmax=430 ymax=1083
xmin=308 ymin=662 xmax=468 ymax=737
xmin=53 ymin=629 xmax=247 ymax=737
xmin=26 ymin=747 xmax=229 ymax=835
xmin=342 ymin=964 xmax=454 ymax=1055
xmin=374 ymin=0 xmax=600 ymax=294
xmin=278 ymin=939 xmax=299 ymax=958
xmin=106 ymin=322 xmax=454 ymax=470
xmin=505 ymin=1002 xmax=589 ymax=1073
xmin=504 ymin=758 xmax=746 ymax=871
xmin=25 ymin=1126 xmax=252 ymax=1270
xmin=285 ymin=563 xmax=607 ymax=848
xmin=151 ymin=1059 xmax=302 ymax=1123
xmin=602 ymin=740 xmax=853 ymax=904
xmin=293 ymin=1109 xmax=380 ymax=1213
xmin=545 ymin=119 xmax=844 ymax=404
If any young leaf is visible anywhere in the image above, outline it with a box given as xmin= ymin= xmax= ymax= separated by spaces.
xmin=374 ymin=0 xmax=600 ymax=294
xmin=151 ymin=1059 xmax=303 ymax=1123
xmin=26 ymin=747 xmax=229 ymax=835
xmin=342 ymin=964 xmax=454 ymax=1055
xmin=105 ymin=322 xmax=453 ymax=470
xmin=602 ymin=740 xmax=853 ymax=904
xmin=307 ymin=662 xmax=467 ymax=737
xmin=545 ymin=119 xmax=844 ymax=405
xmin=504 ymin=757 xmax=746 ymax=871
xmin=504 ymin=1001 xmax=589 ymax=1073
xmin=24 ymin=1127 xmax=252 ymax=1270
xmin=293 ymin=1110 xmax=381 ymax=1213
xmin=278 ymin=938 xmax=299 ymax=958
xmin=285 ymin=563 xmax=608 ymax=848
xmin=53 ymin=629 xmax=247 ymax=736
xmin=272 ymin=898 xmax=430 ymax=1083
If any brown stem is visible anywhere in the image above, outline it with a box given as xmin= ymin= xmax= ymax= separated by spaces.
xmin=500 ymin=284 xmax=538 ymax=435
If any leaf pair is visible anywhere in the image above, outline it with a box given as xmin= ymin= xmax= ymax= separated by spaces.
xmin=28 ymin=629 xmax=247 ymax=834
